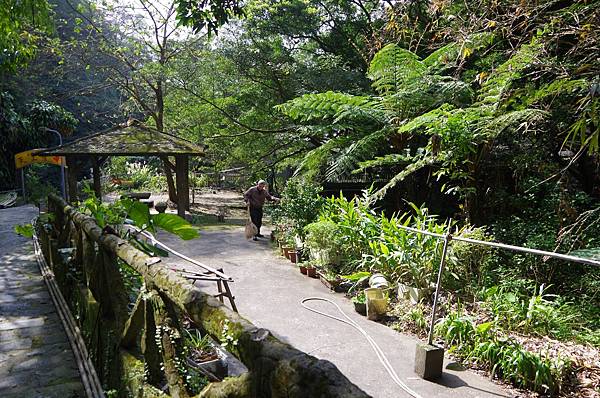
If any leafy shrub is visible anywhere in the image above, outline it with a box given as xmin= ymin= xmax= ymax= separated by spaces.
xmin=25 ymin=164 xmax=59 ymax=205
xmin=437 ymin=310 xmax=571 ymax=395
xmin=304 ymin=220 xmax=344 ymax=267
xmin=445 ymin=225 xmax=493 ymax=297
xmin=361 ymin=202 xmax=446 ymax=288
xmin=481 ymin=284 xmax=582 ymax=341
xmin=318 ymin=190 xmax=380 ymax=264
xmin=272 ymin=178 xmax=324 ymax=236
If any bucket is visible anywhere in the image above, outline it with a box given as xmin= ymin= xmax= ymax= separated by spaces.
xmin=364 ymin=287 xmax=387 ymax=321
xmin=369 ymin=273 xmax=389 ymax=289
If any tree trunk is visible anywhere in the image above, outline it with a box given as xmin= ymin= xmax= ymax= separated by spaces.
xmin=164 ymin=159 xmax=178 ymax=202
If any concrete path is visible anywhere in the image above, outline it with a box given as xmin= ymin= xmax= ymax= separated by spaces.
xmin=0 ymin=205 xmax=84 ymax=398
xmin=158 ymin=226 xmax=513 ymax=398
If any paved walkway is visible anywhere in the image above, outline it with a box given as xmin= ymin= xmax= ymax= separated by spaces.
xmin=158 ymin=226 xmax=513 ymax=398
xmin=0 ymin=206 xmax=84 ymax=398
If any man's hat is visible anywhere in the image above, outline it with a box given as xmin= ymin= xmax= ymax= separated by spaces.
xmin=257 ymin=179 xmax=267 ymax=185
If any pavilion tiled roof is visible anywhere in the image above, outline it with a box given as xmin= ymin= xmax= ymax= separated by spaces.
xmin=40 ymin=123 xmax=204 ymax=156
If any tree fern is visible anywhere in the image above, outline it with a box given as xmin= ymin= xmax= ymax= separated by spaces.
xmin=354 ymin=153 xmax=414 ymax=174
xmin=277 ymin=91 xmax=372 ymax=122
xmin=371 ymin=154 xmax=436 ymax=201
xmin=294 ymin=137 xmax=350 ymax=181
xmin=478 ymin=38 xmax=545 ymax=107
xmin=424 ymin=32 xmax=496 ymax=73
xmin=367 ymin=44 xmax=426 ymax=95
xmin=325 ymin=127 xmax=393 ymax=181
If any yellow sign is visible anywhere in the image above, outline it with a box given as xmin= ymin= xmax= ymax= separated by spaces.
xmin=15 ymin=149 xmax=65 ymax=169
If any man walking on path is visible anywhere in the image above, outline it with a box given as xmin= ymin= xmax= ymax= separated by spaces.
xmin=244 ymin=180 xmax=280 ymax=241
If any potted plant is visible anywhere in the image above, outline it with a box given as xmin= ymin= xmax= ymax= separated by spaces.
xmin=297 ymin=262 xmax=308 ymax=275
xmin=351 ymin=292 xmax=366 ymax=315
xmin=155 ymin=201 xmax=168 ymax=213
xmin=288 ymin=249 xmax=298 ymax=263
xmin=281 ymin=229 xmax=296 ymax=259
xmin=305 ymin=262 xmax=317 ymax=278
xmin=185 ymin=329 xmax=227 ymax=380
xmin=304 ymin=221 xmax=343 ymax=266
xmin=318 ymin=269 xmax=341 ymax=290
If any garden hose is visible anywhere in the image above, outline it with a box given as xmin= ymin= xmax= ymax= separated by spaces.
xmin=300 ymin=297 xmax=423 ymax=398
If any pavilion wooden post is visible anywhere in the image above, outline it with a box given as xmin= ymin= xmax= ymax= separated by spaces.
xmin=92 ymin=157 xmax=102 ymax=199
xmin=66 ymin=156 xmax=78 ymax=203
xmin=175 ymin=155 xmax=189 ymax=218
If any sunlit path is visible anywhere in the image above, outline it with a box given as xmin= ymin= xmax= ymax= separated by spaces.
xmin=158 ymin=226 xmax=512 ymax=398
xmin=0 ymin=206 xmax=85 ymax=398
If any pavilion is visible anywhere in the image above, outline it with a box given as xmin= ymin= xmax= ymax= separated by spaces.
xmin=40 ymin=121 xmax=205 ymax=217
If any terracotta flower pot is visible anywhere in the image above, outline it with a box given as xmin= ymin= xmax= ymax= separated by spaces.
xmin=288 ymin=250 xmax=297 ymax=263
xmin=299 ymin=265 xmax=307 ymax=275
xmin=282 ymin=246 xmax=292 ymax=258
xmin=306 ymin=267 xmax=317 ymax=278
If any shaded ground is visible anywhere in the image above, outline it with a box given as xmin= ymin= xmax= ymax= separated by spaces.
xmin=0 ymin=205 xmax=84 ymax=397
xmin=157 ymin=225 xmax=513 ymax=398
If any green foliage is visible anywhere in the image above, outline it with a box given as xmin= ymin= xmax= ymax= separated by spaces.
xmin=361 ymin=203 xmax=447 ymax=288
xmin=79 ymin=190 xmax=198 ymax=258
xmin=175 ymin=0 xmax=244 ymax=35
xmin=24 ymin=164 xmax=59 ymax=205
xmin=444 ymin=226 xmax=494 ymax=296
xmin=0 ymin=0 xmax=52 ymax=72
xmin=184 ymin=329 xmax=214 ymax=353
xmin=28 ymin=100 xmax=78 ymax=136
xmin=303 ymin=220 xmax=344 ymax=266
xmin=14 ymin=223 xmax=34 ymax=238
xmin=318 ymin=190 xmax=379 ymax=266
xmin=0 ymin=93 xmax=76 ymax=190
xmin=368 ymin=44 xmax=426 ymax=94
xmin=120 ymin=198 xmax=199 ymax=241
xmin=436 ymin=310 xmax=571 ymax=395
xmin=272 ymin=178 xmax=324 ymax=236
xmin=481 ymin=284 xmax=583 ymax=341
xmin=80 ymin=187 xmax=126 ymax=229
xmin=152 ymin=214 xmax=199 ymax=241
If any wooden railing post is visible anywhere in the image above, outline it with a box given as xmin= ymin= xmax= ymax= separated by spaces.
xmin=150 ymin=292 xmax=189 ymax=398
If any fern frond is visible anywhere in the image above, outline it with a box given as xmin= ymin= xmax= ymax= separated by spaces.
xmin=368 ymin=44 xmax=426 ymax=94
xmin=424 ymin=32 xmax=496 ymax=73
xmin=277 ymin=91 xmax=371 ymax=122
xmin=371 ymin=154 xmax=436 ymax=202
xmin=478 ymin=39 xmax=544 ymax=107
xmin=354 ymin=153 xmax=414 ymax=174
xmin=332 ymin=97 xmax=389 ymax=125
xmin=479 ymin=108 xmax=550 ymax=137
xmin=526 ymin=78 xmax=588 ymax=106
xmin=294 ymin=137 xmax=350 ymax=181
xmin=325 ymin=127 xmax=393 ymax=181
xmin=397 ymin=104 xmax=455 ymax=135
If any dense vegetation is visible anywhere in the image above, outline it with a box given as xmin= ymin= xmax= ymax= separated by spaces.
xmin=2 ymin=0 xmax=599 ymax=396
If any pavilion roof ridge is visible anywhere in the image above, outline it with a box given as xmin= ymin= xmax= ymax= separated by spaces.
xmin=40 ymin=121 xmax=204 ymax=156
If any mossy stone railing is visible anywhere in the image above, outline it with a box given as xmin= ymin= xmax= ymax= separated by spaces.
xmin=41 ymin=193 xmax=369 ymax=398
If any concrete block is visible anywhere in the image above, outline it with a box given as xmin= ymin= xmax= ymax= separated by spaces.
xmin=414 ymin=343 xmax=444 ymax=380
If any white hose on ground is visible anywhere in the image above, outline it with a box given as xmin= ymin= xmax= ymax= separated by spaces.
xmin=300 ymin=297 xmax=423 ymax=398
